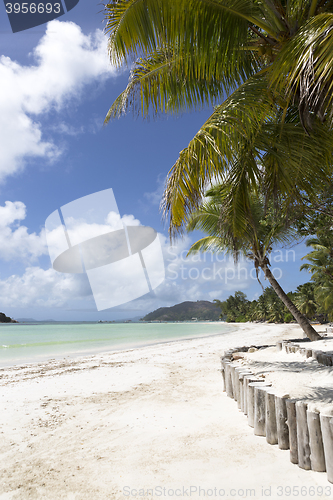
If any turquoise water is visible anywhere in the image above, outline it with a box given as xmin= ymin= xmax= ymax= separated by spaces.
xmin=0 ymin=322 xmax=236 ymax=367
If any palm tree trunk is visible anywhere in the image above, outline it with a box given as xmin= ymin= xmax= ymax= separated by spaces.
xmin=262 ymin=265 xmax=322 ymax=341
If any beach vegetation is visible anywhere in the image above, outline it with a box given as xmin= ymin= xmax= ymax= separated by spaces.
xmin=215 ymin=288 xmax=297 ymax=323
xmin=293 ymin=283 xmax=318 ymax=320
xmin=301 ymin=235 xmax=333 ymax=321
xmin=186 ymin=184 xmax=321 ymax=339
xmin=214 ymin=291 xmax=250 ymax=322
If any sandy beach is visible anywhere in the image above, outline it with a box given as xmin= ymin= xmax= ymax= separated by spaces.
xmin=1 ymin=323 xmax=333 ymax=500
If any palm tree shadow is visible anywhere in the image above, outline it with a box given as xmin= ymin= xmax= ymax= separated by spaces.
xmin=243 ymin=357 xmax=333 ymax=403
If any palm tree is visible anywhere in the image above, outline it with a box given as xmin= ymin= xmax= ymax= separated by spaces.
xmin=301 ymin=236 xmax=333 ymax=320
xmin=214 ymin=291 xmax=250 ymax=321
xmin=294 ymin=283 xmax=317 ymax=319
xmin=104 ymin=0 xmax=333 ymax=236
xmin=254 ymin=287 xmax=289 ymax=323
xmin=186 ymin=184 xmax=321 ymax=340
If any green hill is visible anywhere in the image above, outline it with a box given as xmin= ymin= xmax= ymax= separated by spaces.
xmin=141 ymin=300 xmax=221 ymax=322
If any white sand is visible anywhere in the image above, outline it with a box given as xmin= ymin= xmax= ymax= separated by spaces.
xmin=1 ymin=323 xmax=333 ymax=500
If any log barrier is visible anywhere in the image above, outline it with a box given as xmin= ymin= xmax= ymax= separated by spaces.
xmin=220 ymin=344 xmax=333 ymax=482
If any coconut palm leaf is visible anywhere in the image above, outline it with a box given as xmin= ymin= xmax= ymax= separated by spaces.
xmin=105 ymin=48 xmax=229 ymax=121
xmin=269 ymin=13 xmax=333 ymax=129
xmin=104 ymin=0 xmax=275 ymax=66
xmin=161 ymin=74 xmax=333 ymax=238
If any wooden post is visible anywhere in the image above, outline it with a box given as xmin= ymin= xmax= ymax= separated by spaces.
xmin=244 ymin=376 xmax=262 ymax=416
xmin=312 ymin=350 xmax=320 ymax=361
xmin=230 ymin=364 xmax=240 ymax=402
xmin=282 ymin=341 xmax=289 ymax=352
xmin=275 ymin=395 xmax=289 ymax=450
xmin=322 ymin=354 xmax=332 ymax=367
xmin=230 ymin=364 xmax=237 ymax=401
xmin=246 ymin=379 xmax=271 ymax=427
xmin=276 ymin=342 xmax=282 ymax=351
xmin=233 ymin=365 xmax=244 ymax=403
xmin=266 ymin=390 xmax=278 ymax=445
xmin=307 ymin=410 xmax=326 ymax=472
xmin=320 ymin=414 xmax=333 ymax=483
xmin=286 ymin=399 xmax=298 ymax=464
xmin=247 ymin=382 xmax=259 ymax=428
xmin=235 ymin=368 xmax=251 ymax=410
xmin=306 ymin=349 xmax=312 ymax=358
xmin=224 ymin=362 xmax=234 ymax=398
xmin=238 ymin=371 xmax=253 ymax=412
xmin=239 ymin=374 xmax=245 ymax=411
xmin=296 ymin=401 xmax=311 ymax=470
xmin=248 ymin=382 xmax=271 ymax=429
xmin=221 ymin=366 xmax=226 ymax=392
xmin=223 ymin=350 xmax=233 ymax=360
xmin=254 ymin=385 xmax=270 ymax=436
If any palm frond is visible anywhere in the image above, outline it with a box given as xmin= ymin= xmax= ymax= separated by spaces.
xmin=105 ymin=48 xmax=231 ymax=121
xmin=104 ymin=0 xmax=278 ymax=67
xmin=269 ymin=13 xmax=333 ymax=128
xmin=161 ymin=73 xmax=333 ymax=238
xmin=161 ymin=75 xmax=274 ymax=237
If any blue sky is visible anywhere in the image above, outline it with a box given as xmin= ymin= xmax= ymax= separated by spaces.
xmin=0 ymin=1 xmax=312 ymax=320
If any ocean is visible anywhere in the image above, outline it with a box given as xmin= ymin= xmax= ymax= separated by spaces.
xmin=0 ymin=321 xmax=237 ymax=367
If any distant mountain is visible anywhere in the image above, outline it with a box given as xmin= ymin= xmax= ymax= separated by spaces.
xmin=16 ymin=318 xmax=38 ymax=322
xmin=141 ymin=300 xmax=221 ymax=322
xmin=16 ymin=318 xmax=56 ymax=322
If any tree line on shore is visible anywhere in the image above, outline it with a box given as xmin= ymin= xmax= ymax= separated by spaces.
xmin=214 ymin=284 xmax=323 ymax=324
xmin=214 ymin=190 xmax=333 ymax=323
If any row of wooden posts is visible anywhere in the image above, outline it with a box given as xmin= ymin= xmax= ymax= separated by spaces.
xmin=221 ymin=345 xmax=333 ymax=483
xmin=277 ymin=340 xmax=333 ymax=367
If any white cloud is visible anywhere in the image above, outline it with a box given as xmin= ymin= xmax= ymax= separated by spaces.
xmin=106 ymin=212 xmax=141 ymax=229
xmin=46 ymin=211 xmax=141 ymax=256
xmin=0 ymin=202 xmax=146 ymax=308
xmin=0 ymin=201 xmax=46 ymax=261
xmin=51 ymin=122 xmax=85 ymax=136
xmin=0 ymin=20 xmax=115 ymax=182
xmin=0 ymin=267 xmax=89 ymax=307
xmin=0 ymin=200 xmax=26 ymax=226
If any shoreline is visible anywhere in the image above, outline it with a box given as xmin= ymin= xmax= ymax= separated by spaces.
xmin=1 ymin=323 xmax=331 ymax=499
xmin=0 ymin=321 xmax=237 ymax=369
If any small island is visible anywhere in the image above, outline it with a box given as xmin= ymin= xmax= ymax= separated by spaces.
xmin=0 ymin=312 xmax=18 ymax=323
